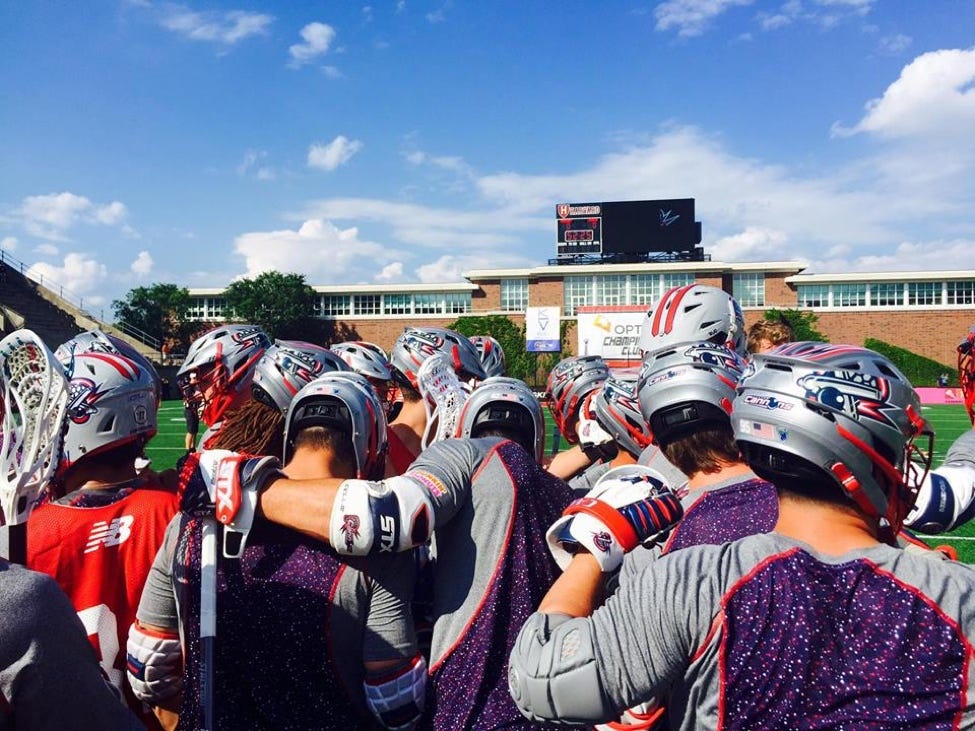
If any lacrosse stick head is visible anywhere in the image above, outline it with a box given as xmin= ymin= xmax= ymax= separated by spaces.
xmin=416 ymin=353 xmax=469 ymax=449
xmin=0 ymin=330 xmax=70 ymax=526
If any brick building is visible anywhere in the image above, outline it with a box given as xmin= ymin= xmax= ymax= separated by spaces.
xmin=188 ymin=261 xmax=975 ymax=367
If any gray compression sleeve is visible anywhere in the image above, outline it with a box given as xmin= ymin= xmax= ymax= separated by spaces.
xmin=363 ymin=551 xmax=418 ymax=662
xmin=136 ymin=515 xmax=181 ymax=631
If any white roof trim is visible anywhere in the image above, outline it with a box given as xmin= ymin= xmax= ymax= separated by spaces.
xmin=787 ymin=270 xmax=975 ymax=284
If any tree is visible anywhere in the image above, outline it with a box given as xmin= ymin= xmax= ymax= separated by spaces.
xmin=112 ymin=283 xmax=193 ymax=349
xmin=763 ymin=308 xmax=827 ymax=343
xmin=223 ymin=271 xmax=317 ymax=340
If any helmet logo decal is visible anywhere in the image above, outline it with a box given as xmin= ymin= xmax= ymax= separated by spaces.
xmin=278 ymin=348 xmax=325 ymax=382
xmin=742 ymin=394 xmax=794 ymax=411
xmin=231 ymin=326 xmax=269 ymax=349
xmin=67 ymin=378 xmax=106 ymax=424
xmin=798 ymin=369 xmax=895 ymax=427
xmin=681 ymin=343 xmax=742 ymax=371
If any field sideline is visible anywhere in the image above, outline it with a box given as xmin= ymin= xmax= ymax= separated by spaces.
xmin=146 ymin=400 xmax=975 ymax=563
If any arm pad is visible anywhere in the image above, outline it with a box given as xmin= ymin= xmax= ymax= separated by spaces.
xmin=905 ymin=432 xmax=975 ymax=534
xmin=508 ymin=612 xmax=617 ymax=725
xmin=126 ymin=621 xmax=183 ymax=705
xmin=364 ymin=654 xmax=427 ymax=731
xmin=329 ymin=476 xmax=435 ymax=556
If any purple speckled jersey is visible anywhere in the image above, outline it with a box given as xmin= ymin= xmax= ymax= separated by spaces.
xmin=586 ymin=534 xmax=975 ymax=730
xmin=410 ymin=439 xmax=572 ymax=731
xmin=663 ymin=477 xmax=778 ymax=554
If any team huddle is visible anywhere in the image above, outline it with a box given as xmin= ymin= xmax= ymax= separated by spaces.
xmin=2 ymin=283 xmax=975 ymax=730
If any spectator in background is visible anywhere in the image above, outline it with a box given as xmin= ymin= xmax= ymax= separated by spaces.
xmin=183 ymin=370 xmax=202 ymax=453
xmin=746 ymin=317 xmax=794 ymax=354
xmin=939 ymin=372 xmax=951 ymax=387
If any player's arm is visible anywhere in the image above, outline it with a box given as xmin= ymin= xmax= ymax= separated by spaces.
xmin=904 ymin=429 xmax=975 ymax=534
xmin=361 ymin=552 xmax=425 ymax=731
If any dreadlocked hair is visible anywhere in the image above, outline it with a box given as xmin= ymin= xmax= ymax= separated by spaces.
xmin=210 ymin=399 xmax=286 ymax=457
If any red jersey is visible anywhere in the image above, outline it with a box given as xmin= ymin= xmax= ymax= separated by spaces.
xmin=388 ymin=429 xmax=419 ymax=475
xmin=27 ymin=481 xmax=179 ymax=722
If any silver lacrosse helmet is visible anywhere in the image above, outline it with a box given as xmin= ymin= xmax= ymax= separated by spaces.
xmin=389 ymin=326 xmax=487 ymax=389
xmin=638 ymin=284 xmax=746 ymax=357
xmin=469 ymin=335 xmax=506 ymax=378
xmin=176 ymin=324 xmax=271 ymax=425
xmin=732 ymin=342 xmax=933 ymax=535
xmin=331 ymin=341 xmax=393 ymax=382
xmin=455 ymin=376 xmax=544 ymax=463
xmin=251 ymin=340 xmax=349 ymax=413
xmin=283 ymin=371 xmax=388 ymax=479
xmin=587 ymin=376 xmax=652 ymax=458
xmin=58 ymin=352 xmax=158 ymax=475
xmin=545 ymin=355 xmax=610 ymax=445
xmin=56 ymin=330 xmax=162 ymax=406
xmin=637 ymin=340 xmax=746 ymax=446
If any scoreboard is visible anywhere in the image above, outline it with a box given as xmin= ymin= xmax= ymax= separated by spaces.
xmin=556 ymin=199 xmax=702 ymax=259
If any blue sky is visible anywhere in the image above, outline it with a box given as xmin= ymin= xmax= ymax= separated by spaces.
xmin=2 ymin=0 xmax=974 ymax=315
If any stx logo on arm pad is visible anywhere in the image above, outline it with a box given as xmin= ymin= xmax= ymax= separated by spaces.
xmin=329 ymin=477 xmax=435 ymax=556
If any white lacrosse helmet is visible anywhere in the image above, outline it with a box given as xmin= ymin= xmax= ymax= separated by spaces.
xmin=56 ymin=330 xmax=162 ymax=406
xmin=638 ymin=284 xmax=746 ymax=356
xmin=283 ymin=372 xmax=388 ymax=479
xmin=251 ymin=340 xmax=349 ymax=413
xmin=637 ymin=340 xmax=746 ymax=446
xmin=545 ymin=355 xmax=610 ymax=445
xmin=58 ymin=352 xmax=158 ymax=475
xmin=331 ymin=341 xmax=394 ymax=382
xmin=469 ymin=335 xmax=506 ymax=378
xmin=733 ymin=342 xmax=933 ymax=535
xmin=455 ymin=377 xmax=544 ymax=463
xmin=176 ymin=324 xmax=272 ymax=425
xmin=390 ymin=326 xmax=487 ymax=389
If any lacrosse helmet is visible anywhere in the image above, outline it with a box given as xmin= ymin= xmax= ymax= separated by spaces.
xmin=455 ymin=377 xmax=545 ymax=463
xmin=331 ymin=341 xmax=394 ymax=382
xmin=587 ymin=376 xmax=653 ymax=458
xmin=469 ymin=335 xmax=506 ymax=378
xmin=638 ymin=284 xmax=746 ymax=356
xmin=56 ymin=330 xmax=162 ymax=406
xmin=251 ymin=340 xmax=349 ymax=413
xmin=545 ymin=355 xmax=610 ymax=444
xmin=732 ymin=342 xmax=932 ymax=536
xmin=959 ymin=324 xmax=975 ymax=425
xmin=283 ymin=372 xmax=388 ymax=479
xmin=637 ymin=341 xmax=746 ymax=446
xmin=176 ymin=324 xmax=271 ymax=425
xmin=58 ymin=352 xmax=158 ymax=475
xmin=390 ymin=326 xmax=487 ymax=389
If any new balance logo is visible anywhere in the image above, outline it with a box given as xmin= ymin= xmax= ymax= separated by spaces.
xmin=85 ymin=516 xmax=134 ymax=553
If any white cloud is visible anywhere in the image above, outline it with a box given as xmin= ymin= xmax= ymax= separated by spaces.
xmin=131 ymin=250 xmax=154 ymax=276
xmin=878 ymin=33 xmax=912 ymax=55
xmin=1 ymin=236 xmax=17 ymax=252
xmin=26 ymin=253 xmax=108 ymax=299
xmin=307 ymin=136 xmax=363 ymax=171
xmin=426 ymin=7 xmax=447 ymax=23
xmin=14 ymin=192 xmax=132 ymax=240
xmin=832 ymin=47 xmax=975 ymax=140
xmin=375 ymin=262 xmax=404 ymax=282
xmin=35 ymin=243 xmax=59 ymax=256
xmin=362 ymin=6 xmax=374 ymax=23
xmin=236 ymin=149 xmax=275 ymax=180
xmin=710 ymin=226 xmax=791 ymax=261
xmin=288 ymin=22 xmax=336 ymax=67
xmin=160 ymin=7 xmax=272 ymax=45
xmin=321 ymin=65 xmax=344 ymax=79
xmin=655 ymin=0 xmax=754 ymax=38
xmin=233 ymin=219 xmax=401 ymax=283
xmin=93 ymin=201 xmax=128 ymax=225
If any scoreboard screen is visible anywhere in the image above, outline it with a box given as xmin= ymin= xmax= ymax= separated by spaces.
xmin=556 ymin=203 xmax=602 ymax=256
xmin=555 ymin=199 xmax=701 ymax=259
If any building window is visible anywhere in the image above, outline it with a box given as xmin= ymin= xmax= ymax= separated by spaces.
xmin=413 ymin=293 xmax=442 ymax=315
xmin=383 ymin=294 xmax=411 ymax=315
xmin=833 ymin=283 xmax=866 ymax=308
xmin=798 ymin=285 xmax=829 ymax=308
xmin=319 ymin=295 xmax=350 ymax=318
xmin=500 ymin=279 xmax=528 ymax=312
xmin=733 ymin=273 xmax=765 ymax=307
xmin=947 ymin=280 xmax=975 ymax=305
xmin=629 ymin=274 xmax=660 ymax=306
xmin=871 ymin=283 xmax=904 ymax=307
xmin=445 ymin=292 xmax=472 ymax=314
xmin=564 ymin=276 xmax=594 ymax=316
xmin=597 ymin=275 xmax=626 ymax=306
xmin=353 ymin=294 xmax=381 ymax=315
xmin=908 ymin=282 xmax=941 ymax=306
xmin=662 ymin=273 xmax=694 ymax=290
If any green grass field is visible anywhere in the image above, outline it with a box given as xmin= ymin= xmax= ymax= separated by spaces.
xmin=146 ymin=399 xmax=975 ymax=561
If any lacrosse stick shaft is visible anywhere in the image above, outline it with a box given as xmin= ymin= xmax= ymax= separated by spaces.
xmin=200 ymin=519 xmax=218 ymax=730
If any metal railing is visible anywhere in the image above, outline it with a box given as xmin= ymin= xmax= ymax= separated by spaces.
xmin=0 ymin=249 xmax=160 ymax=352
